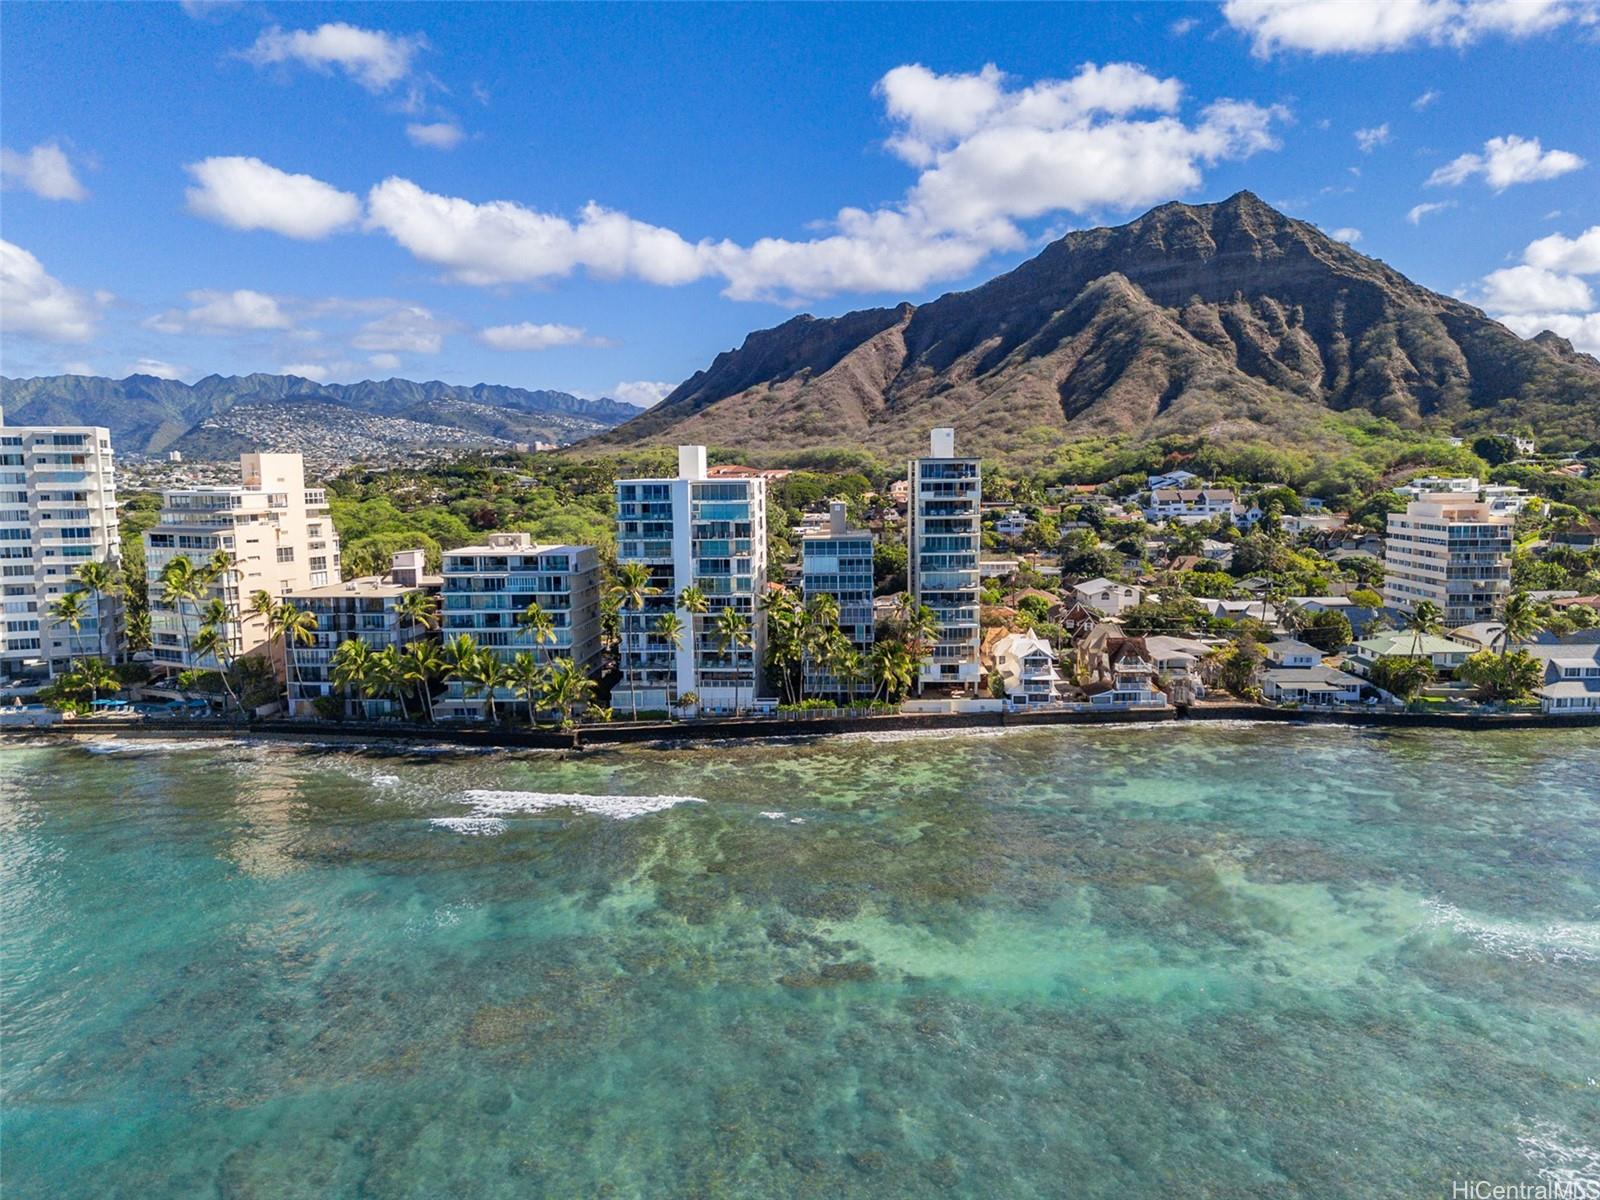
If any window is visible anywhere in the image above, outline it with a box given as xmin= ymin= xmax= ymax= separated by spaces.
xmin=276 ymin=547 xmax=295 ymax=563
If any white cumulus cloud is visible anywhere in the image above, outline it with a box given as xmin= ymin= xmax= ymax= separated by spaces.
xmin=1412 ymin=89 xmax=1442 ymax=110
xmin=242 ymin=23 xmax=425 ymax=93
xmin=349 ymin=304 xmax=452 ymax=354
xmin=126 ymin=358 xmax=190 ymax=381
xmin=1354 ymin=124 xmax=1390 ymax=153
xmin=185 ymin=156 xmax=361 ymax=239
xmin=1522 ymin=225 xmax=1600 ymax=274
xmin=148 ymin=288 xmax=291 ymax=334
xmin=0 ymin=141 xmax=88 ymax=201
xmin=1223 ymin=0 xmax=1589 ymax=56
xmin=1425 ymin=135 xmax=1586 ymax=190
xmin=612 ymin=380 xmax=674 ymax=408
xmin=405 ymin=121 xmax=466 ymax=150
xmin=1329 ymin=227 xmax=1362 ymax=243
xmin=1407 ymin=200 xmax=1456 ymax=224
xmin=1473 ymin=221 xmax=1600 ymax=354
xmin=476 ymin=322 xmax=600 ymax=351
xmin=0 ymin=240 xmax=99 ymax=342
xmin=367 ymin=353 xmax=401 ymax=371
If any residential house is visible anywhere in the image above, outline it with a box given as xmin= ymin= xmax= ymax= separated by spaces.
xmin=1530 ymin=644 xmax=1600 ymax=713
xmin=1262 ymin=639 xmax=1323 ymax=668
xmin=994 ymin=510 xmax=1031 ymax=539
xmin=1088 ymin=643 xmax=1166 ymax=708
xmin=1447 ymin=622 xmax=1507 ymax=654
xmin=1142 ymin=635 xmax=1212 ymax=703
xmin=991 ymin=631 xmax=1063 ymax=705
xmin=1073 ymin=577 xmax=1144 ymax=617
xmin=1260 ymin=664 xmax=1366 ymax=705
xmin=1147 ymin=469 xmax=1201 ymax=490
xmin=1144 ymin=488 xmax=1244 ymax=526
xmin=1346 ymin=632 xmax=1473 ymax=676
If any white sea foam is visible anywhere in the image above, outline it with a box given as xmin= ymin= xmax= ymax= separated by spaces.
xmin=1422 ymin=899 xmax=1599 ymax=964
xmin=759 ymin=811 xmax=786 ymax=819
xmin=1517 ymin=1120 xmax=1600 ymax=1190
xmin=430 ymin=789 xmax=705 ymax=834
xmin=81 ymin=738 xmax=244 ymax=755
xmin=370 ymin=774 xmax=401 ymax=787
xmin=429 ymin=815 xmax=506 ymax=836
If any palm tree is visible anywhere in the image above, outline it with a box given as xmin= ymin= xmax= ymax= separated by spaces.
xmin=159 ymin=555 xmax=204 ymax=674
xmin=761 ymin=587 xmax=806 ymax=703
xmin=276 ymin=601 xmax=319 ymax=711
xmin=331 ymin=639 xmax=372 ymax=716
xmin=1496 ymin=592 xmax=1542 ymax=656
xmin=368 ymin=645 xmax=410 ymax=721
xmin=508 ymin=650 xmax=548 ymax=725
xmin=870 ymin=640 xmax=916 ymax=703
xmin=48 ymin=590 xmax=88 ymax=675
xmin=652 ymin=612 xmax=685 ymax=715
xmin=125 ymin=607 xmax=151 ymax=653
xmin=677 ymin=585 xmax=709 ymax=696
xmin=396 ymin=589 xmax=440 ymax=634
xmin=834 ymin=645 xmax=866 ymax=703
xmin=74 ymin=657 xmax=121 ymax=706
xmin=190 ymin=624 xmax=242 ymax=714
xmin=539 ymin=656 xmax=597 ymax=729
xmin=608 ymin=562 xmax=661 ymax=720
xmin=74 ymin=560 xmax=121 ymax=662
xmin=398 ymin=639 xmax=444 ymax=722
xmin=713 ymin=606 xmax=753 ymax=714
xmin=803 ymin=592 xmax=841 ymax=702
xmin=516 ymin=601 xmax=558 ymax=656
xmin=441 ymin=632 xmax=481 ymax=710
xmin=1405 ymin=599 xmax=1444 ymax=659
xmin=903 ymin=603 xmax=941 ymax=692
xmin=466 ymin=651 xmax=510 ymax=723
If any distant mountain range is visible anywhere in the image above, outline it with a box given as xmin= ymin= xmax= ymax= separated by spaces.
xmin=593 ymin=191 xmax=1600 ymax=461
xmin=0 ymin=373 xmax=644 ymax=457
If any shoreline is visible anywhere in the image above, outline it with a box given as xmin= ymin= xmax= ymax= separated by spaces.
xmin=8 ymin=702 xmax=1600 ymax=754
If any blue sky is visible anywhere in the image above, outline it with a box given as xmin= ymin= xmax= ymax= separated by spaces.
xmin=3 ymin=1 xmax=1598 ymax=405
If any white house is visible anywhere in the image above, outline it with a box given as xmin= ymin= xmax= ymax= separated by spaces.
xmin=1261 ymin=665 xmax=1366 ymax=705
xmin=994 ymin=510 xmax=1031 ymax=539
xmin=1147 ymin=469 xmax=1201 ymax=490
xmin=1073 ymin=577 xmax=1144 ymax=617
xmin=1263 ymin=639 xmax=1322 ymax=668
xmin=1203 ymin=598 xmax=1277 ymax=626
xmin=991 ymin=632 xmax=1063 ymax=705
xmin=1447 ymin=622 xmax=1507 ymax=653
xmin=1142 ymin=636 xmax=1212 ymax=702
xmin=1346 ymin=632 xmax=1473 ymax=675
xmin=1089 ymin=651 xmax=1167 ymax=708
xmin=1144 ymin=488 xmax=1242 ymax=525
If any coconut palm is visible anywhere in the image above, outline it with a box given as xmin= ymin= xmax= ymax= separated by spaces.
xmin=1496 ymin=592 xmax=1543 ymax=656
xmin=159 ymin=555 xmax=205 ymax=671
xmin=47 ymin=590 xmax=88 ymax=675
xmin=73 ymin=657 xmax=121 ymax=706
xmin=677 ymin=585 xmax=709 ymax=695
xmin=330 ymin=639 xmax=372 ymax=715
xmin=833 ymin=645 xmax=866 ymax=703
xmin=74 ymin=560 xmax=122 ymax=662
xmin=367 ymin=645 xmax=410 ymax=721
xmin=244 ymin=588 xmax=280 ymax=684
xmin=275 ymin=600 xmax=319 ymax=710
xmin=440 ymin=633 xmax=481 ymax=698
xmin=190 ymin=624 xmax=242 ymax=713
xmin=608 ymin=562 xmax=661 ymax=721
xmin=713 ymin=606 xmax=753 ymax=714
xmin=398 ymin=639 xmax=444 ymax=722
xmin=396 ymin=589 xmax=440 ymax=633
xmin=466 ymin=651 xmax=510 ymax=723
xmin=508 ymin=650 xmax=549 ymax=726
xmin=539 ymin=656 xmax=597 ymax=729
xmin=870 ymin=640 xmax=916 ymax=703
xmin=652 ymin=612 xmax=685 ymax=715
xmin=125 ymin=607 xmax=151 ymax=653
xmin=516 ymin=601 xmax=558 ymax=654
xmin=761 ymin=587 xmax=806 ymax=703
xmin=1405 ymin=600 xmax=1444 ymax=658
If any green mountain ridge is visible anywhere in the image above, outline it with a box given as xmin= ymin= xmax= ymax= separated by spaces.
xmin=0 ymin=372 xmax=644 ymax=455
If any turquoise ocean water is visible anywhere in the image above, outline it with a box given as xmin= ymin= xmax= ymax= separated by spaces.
xmin=3 ymin=725 xmax=1598 ymax=1198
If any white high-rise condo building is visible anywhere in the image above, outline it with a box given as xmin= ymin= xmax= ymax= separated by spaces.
xmin=144 ymin=452 xmax=338 ymax=675
xmin=438 ymin=533 xmax=601 ymax=720
xmin=0 ymin=415 xmax=122 ymax=678
xmin=802 ymin=501 xmax=875 ymax=698
xmin=1383 ymin=493 xmax=1513 ymax=626
xmin=614 ymin=446 xmax=768 ymax=714
xmin=284 ymin=549 xmax=441 ymax=718
xmin=908 ymin=428 xmax=982 ymax=691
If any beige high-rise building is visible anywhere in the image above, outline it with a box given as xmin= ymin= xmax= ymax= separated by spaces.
xmin=1383 ymin=493 xmax=1513 ymax=626
xmin=144 ymin=452 xmax=338 ymax=675
xmin=0 ymin=415 xmax=122 ymax=678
